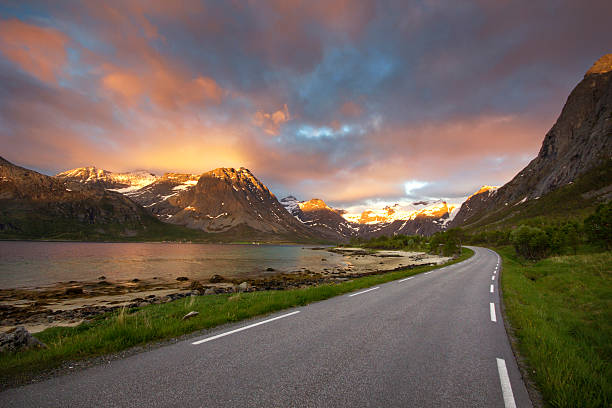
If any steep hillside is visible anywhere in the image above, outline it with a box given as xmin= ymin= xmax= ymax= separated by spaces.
xmin=451 ymin=54 xmax=612 ymax=228
xmin=127 ymin=168 xmax=323 ymax=242
xmin=458 ymin=160 xmax=612 ymax=231
xmin=0 ymin=157 xmax=164 ymax=239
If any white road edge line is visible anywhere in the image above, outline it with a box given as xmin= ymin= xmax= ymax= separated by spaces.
xmin=490 ymin=303 xmax=497 ymax=322
xmin=399 ymin=276 xmax=414 ymax=282
xmin=496 ymin=358 xmax=517 ymax=408
xmin=490 ymin=284 xmax=494 ymax=293
xmin=192 ymin=311 xmax=301 ymax=345
xmin=348 ymin=286 xmax=380 ymax=297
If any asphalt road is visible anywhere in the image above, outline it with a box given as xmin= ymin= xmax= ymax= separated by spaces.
xmin=1 ymin=246 xmax=532 ymax=407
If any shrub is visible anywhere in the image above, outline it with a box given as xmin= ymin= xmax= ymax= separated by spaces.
xmin=584 ymin=202 xmax=612 ymax=250
xmin=510 ymin=225 xmax=550 ymax=260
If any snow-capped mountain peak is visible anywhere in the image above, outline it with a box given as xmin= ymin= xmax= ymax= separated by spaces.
xmin=55 ymin=166 xmax=158 ymax=191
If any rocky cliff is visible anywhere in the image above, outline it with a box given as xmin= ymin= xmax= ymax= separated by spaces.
xmin=451 ymin=54 xmax=612 ymax=228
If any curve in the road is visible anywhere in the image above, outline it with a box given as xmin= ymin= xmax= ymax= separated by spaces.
xmin=0 ymin=246 xmax=532 ymax=407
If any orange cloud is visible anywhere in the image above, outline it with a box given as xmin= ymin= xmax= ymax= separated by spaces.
xmin=101 ymin=66 xmax=224 ymax=109
xmin=340 ymin=101 xmax=363 ymax=117
xmin=253 ymin=104 xmax=291 ymax=135
xmin=101 ymin=72 xmax=144 ymax=104
xmin=0 ymin=19 xmax=69 ymax=84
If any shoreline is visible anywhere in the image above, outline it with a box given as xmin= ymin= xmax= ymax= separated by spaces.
xmin=0 ymin=238 xmax=324 ymax=245
xmin=0 ymin=249 xmax=449 ymax=333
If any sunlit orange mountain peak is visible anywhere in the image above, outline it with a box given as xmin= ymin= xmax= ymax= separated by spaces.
xmin=342 ymin=201 xmax=459 ymax=226
xmin=298 ymin=198 xmax=333 ymax=212
xmin=468 ymin=185 xmax=499 ymax=200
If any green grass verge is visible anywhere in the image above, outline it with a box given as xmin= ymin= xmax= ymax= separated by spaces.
xmin=0 ymin=248 xmax=474 ymax=384
xmin=498 ymin=246 xmax=611 ymax=407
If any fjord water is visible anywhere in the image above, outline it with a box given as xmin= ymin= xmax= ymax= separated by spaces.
xmin=0 ymin=242 xmax=341 ymax=289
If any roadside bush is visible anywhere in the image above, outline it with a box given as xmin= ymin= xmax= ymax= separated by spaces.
xmin=560 ymin=221 xmax=582 ymax=254
xmin=510 ymin=225 xmax=550 ymax=260
xmin=584 ymin=202 xmax=612 ymax=250
xmin=428 ymin=231 xmax=461 ymax=257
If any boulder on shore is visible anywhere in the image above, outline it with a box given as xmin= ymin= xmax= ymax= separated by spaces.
xmin=209 ymin=274 xmax=226 ymax=283
xmin=0 ymin=326 xmax=47 ymax=353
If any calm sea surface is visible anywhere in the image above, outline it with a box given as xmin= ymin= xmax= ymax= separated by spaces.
xmin=0 ymin=242 xmax=341 ymax=289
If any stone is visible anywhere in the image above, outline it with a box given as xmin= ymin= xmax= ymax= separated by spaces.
xmin=238 ymin=282 xmax=251 ymax=292
xmin=0 ymin=326 xmax=47 ymax=353
xmin=182 ymin=311 xmax=199 ymax=320
xmin=266 ymin=267 xmax=275 ymax=272
xmin=65 ymin=286 xmax=83 ymax=295
xmin=204 ymin=288 xmax=215 ymax=295
xmin=98 ymin=276 xmax=106 ymax=280
xmin=176 ymin=276 xmax=189 ymax=282
xmin=131 ymin=278 xmax=140 ymax=283
xmin=189 ymin=281 xmax=204 ymax=291
xmin=209 ymin=274 xmax=225 ymax=283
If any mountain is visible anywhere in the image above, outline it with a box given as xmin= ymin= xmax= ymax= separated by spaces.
xmin=56 ymin=167 xmax=158 ymax=193
xmin=447 ymin=186 xmax=499 ymax=228
xmin=280 ymin=197 xmax=359 ymax=241
xmin=121 ymin=172 xmax=201 ymax=221
xmin=0 ymin=157 xmax=159 ymax=239
xmin=450 ymin=54 xmax=612 ymax=229
xmin=125 ymin=168 xmax=322 ymax=241
xmin=281 ymin=197 xmax=459 ymax=238
xmin=354 ymin=201 xmax=459 ymax=238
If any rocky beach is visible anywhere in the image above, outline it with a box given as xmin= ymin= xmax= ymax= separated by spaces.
xmin=0 ymin=248 xmax=450 ymax=333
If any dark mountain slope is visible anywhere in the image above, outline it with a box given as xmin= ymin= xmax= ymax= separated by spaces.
xmin=0 ymin=157 xmax=160 ymax=239
xmin=451 ymin=54 xmax=612 ymax=228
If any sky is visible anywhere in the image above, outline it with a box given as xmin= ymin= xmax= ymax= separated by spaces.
xmin=0 ymin=0 xmax=610 ymax=211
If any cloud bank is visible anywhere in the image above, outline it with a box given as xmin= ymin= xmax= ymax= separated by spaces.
xmin=0 ymin=0 xmax=610 ymax=207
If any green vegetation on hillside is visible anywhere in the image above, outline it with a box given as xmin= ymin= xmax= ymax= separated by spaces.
xmin=499 ymin=247 xmax=611 ymax=407
xmin=0 ymin=210 xmax=326 ymax=244
xmin=462 ymin=160 xmax=612 ymax=231
xmin=0 ymin=248 xmax=474 ymax=385
xmin=459 ymin=201 xmax=611 ymax=260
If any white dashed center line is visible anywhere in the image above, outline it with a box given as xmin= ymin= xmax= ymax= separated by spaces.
xmin=490 ymin=303 xmax=497 ymax=322
xmin=192 ymin=311 xmax=301 ymax=345
xmin=348 ymin=287 xmax=380 ymax=297
xmin=490 ymin=284 xmax=494 ymax=293
xmin=492 ymin=276 xmax=495 ymax=281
